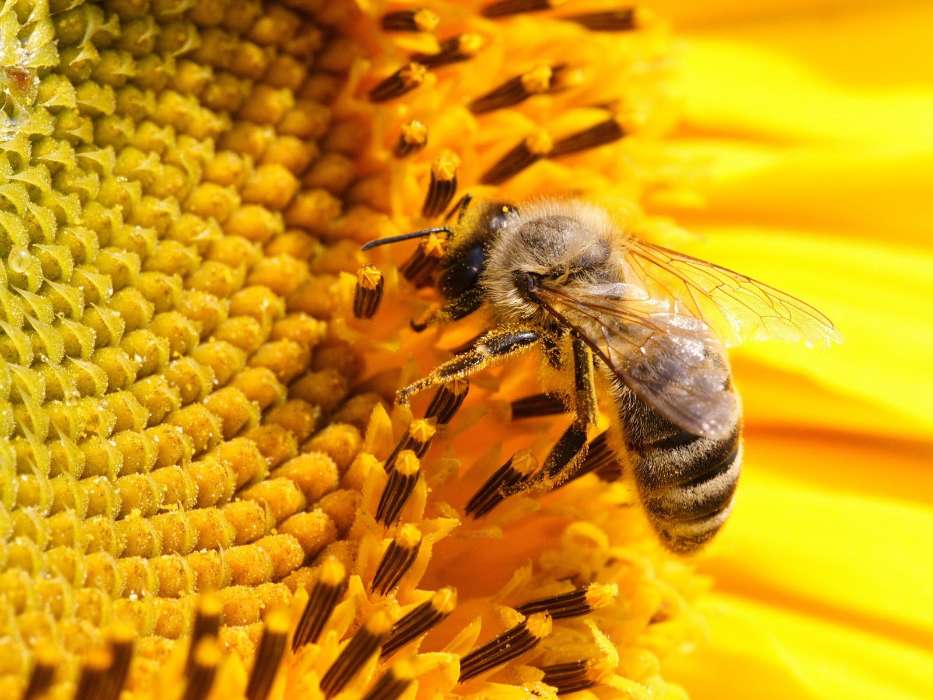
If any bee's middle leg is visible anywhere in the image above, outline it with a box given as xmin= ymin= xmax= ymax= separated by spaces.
xmin=536 ymin=334 xmax=598 ymax=487
xmin=396 ymin=327 xmax=539 ymax=406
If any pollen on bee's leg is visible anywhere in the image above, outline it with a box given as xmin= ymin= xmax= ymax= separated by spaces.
xmin=292 ymin=557 xmax=348 ymax=651
xmin=399 ymin=234 xmax=446 ymax=287
xmin=369 ymin=62 xmax=428 ymax=103
xmin=411 ymin=34 xmax=484 ymax=67
xmin=458 ymin=612 xmax=552 ymax=683
xmin=481 ymin=131 xmax=553 ymax=185
xmin=21 ymin=643 xmax=55 ymax=700
xmin=510 ymin=392 xmax=566 ymax=420
xmin=422 ymin=151 xmax=460 ymax=218
xmin=182 ymin=639 xmax=221 ymax=700
xmin=381 ymin=8 xmax=440 ymax=33
xmin=394 ymin=120 xmax=428 ymax=159
xmin=516 ymin=583 xmax=617 ymax=620
xmin=354 ymin=266 xmax=384 ymax=320
xmin=481 ymin=0 xmax=557 ymax=18
xmin=539 ymin=659 xmax=608 ymax=695
xmin=466 ymin=450 xmax=537 ymax=518
xmin=186 ymin=594 xmax=222 ymax=674
xmin=425 ymin=379 xmax=469 ymax=425
xmin=381 ymin=587 xmax=457 ymax=659
xmin=376 ymin=451 xmax=421 ymax=525
xmin=319 ymin=611 xmax=392 ymax=698
xmin=384 ymin=419 xmax=436 ymax=473
xmin=361 ymin=661 xmax=414 ymax=700
xmin=371 ymin=524 xmax=422 ymax=594
xmin=245 ymin=609 xmax=289 ymax=700
xmin=469 ymin=65 xmax=565 ymax=114
xmin=550 ymin=117 xmax=626 ymax=157
xmin=565 ymin=9 xmax=639 ymax=32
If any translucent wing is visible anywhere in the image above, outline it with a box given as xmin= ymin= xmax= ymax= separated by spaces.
xmin=536 ymin=287 xmax=737 ymax=439
xmin=624 ymin=238 xmax=841 ymax=347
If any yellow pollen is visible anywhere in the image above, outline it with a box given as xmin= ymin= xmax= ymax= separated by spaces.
xmin=396 ymin=523 xmax=422 ymax=550
xmin=433 ymin=586 xmax=458 ymax=614
xmin=430 ymin=150 xmax=460 ymax=182
xmin=525 ymin=612 xmax=553 ymax=639
xmin=400 ymin=62 xmax=428 ymax=87
xmin=458 ymin=33 xmax=485 ymax=56
xmin=413 ymin=9 xmax=440 ymax=33
xmin=526 ymin=130 xmax=554 ymax=155
xmin=585 ymin=582 xmax=619 ymax=610
xmin=520 ymin=65 xmax=554 ymax=94
xmin=395 ymin=449 xmax=421 ymax=476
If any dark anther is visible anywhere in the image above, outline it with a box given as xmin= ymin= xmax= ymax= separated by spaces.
xmin=470 ymin=65 xmax=566 ymax=114
xmin=376 ymin=451 xmax=421 ymax=525
xmin=550 ymin=119 xmax=625 ymax=157
xmin=564 ymin=9 xmax=637 ymax=31
xmin=182 ymin=639 xmax=221 ymax=700
xmin=245 ymin=610 xmax=289 ymax=700
xmin=384 ymin=419 xmax=436 ymax=473
xmin=539 ymin=660 xmax=598 ymax=695
xmin=458 ymin=613 xmax=552 ymax=682
xmin=381 ymin=8 xmax=439 ymax=32
xmin=510 ymin=392 xmax=567 ymax=419
xmin=425 ymin=379 xmax=470 ymax=425
xmin=369 ymin=63 xmax=428 ymax=103
xmin=394 ymin=120 xmax=428 ymax=158
xmin=515 ymin=583 xmax=617 ymax=620
xmin=361 ymin=663 xmax=414 ymax=700
xmin=481 ymin=132 xmax=552 ymax=185
xmin=186 ymin=595 xmax=221 ymax=675
xmin=354 ymin=265 xmax=384 ymax=319
xmin=411 ymin=34 xmax=483 ymax=67
xmin=465 ymin=451 xmax=537 ymax=518
xmin=422 ymin=151 xmax=460 ymax=217
xmin=371 ymin=524 xmax=422 ymax=594
xmin=319 ymin=612 xmax=392 ymax=698
xmin=555 ymin=431 xmax=623 ymax=488
xmin=292 ymin=557 xmax=348 ymax=651
xmin=399 ymin=235 xmax=446 ymax=288
xmin=482 ymin=0 xmax=552 ymax=18
xmin=382 ymin=587 xmax=457 ymax=659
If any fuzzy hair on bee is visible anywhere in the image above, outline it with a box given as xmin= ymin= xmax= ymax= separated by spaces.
xmin=361 ymin=197 xmax=839 ymax=553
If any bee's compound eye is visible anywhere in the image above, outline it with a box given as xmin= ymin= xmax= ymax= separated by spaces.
xmin=439 ymin=243 xmax=486 ymax=299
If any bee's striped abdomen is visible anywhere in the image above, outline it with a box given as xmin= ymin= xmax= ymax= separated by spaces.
xmin=615 ymin=390 xmax=742 ymax=554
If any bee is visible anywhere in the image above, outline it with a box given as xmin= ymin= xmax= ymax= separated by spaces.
xmin=362 ymin=198 xmax=839 ymax=553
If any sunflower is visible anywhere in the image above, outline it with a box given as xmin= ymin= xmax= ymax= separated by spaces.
xmin=1 ymin=1 xmax=931 ymax=700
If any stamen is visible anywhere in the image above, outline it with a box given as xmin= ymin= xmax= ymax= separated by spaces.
xmin=382 ymin=587 xmax=457 ymax=659
xmin=425 ymin=379 xmax=470 ymax=425
xmin=564 ymin=9 xmax=638 ymax=32
xmin=371 ymin=524 xmax=422 ymax=594
xmin=458 ymin=612 xmax=552 ymax=683
xmin=369 ymin=63 xmax=428 ymax=103
xmin=361 ymin=661 xmax=414 ymax=700
xmin=412 ymin=34 xmax=484 ymax=67
xmin=75 ymin=648 xmax=111 ymax=700
xmin=186 ymin=594 xmax=222 ymax=674
xmin=516 ymin=583 xmax=617 ymax=620
xmin=319 ymin=611 xmax=392 ymax=698
xmin=422 ymin=151 xmax=460 ymax=218
xmin=510 ymin=392 xmax=566 ymax=420
xmin=384 ymin=419 xmax=436 ymax=473
xmin=550 ymin=118 xmax=625 ymax=157
xmin=539 ymin=659 xmax=605 ymax=694
xmin=99 ymin=625 xmax=135 ymax=700
xmin=469 ymin=65 xmax=565 ymax=114
xmin=557 ymin=431 xmax=622 ymax=487
xmin=293 ymin=557 xmax=348 ymax=651
xmin=182 ymin=639 xmax=221 ymax=700
xmin=354 ymin=265 xmax=384 ymax=319
xmin=22 ymin=644 xmax=56 ymax=700
xmin=246 ymin=609 xmax=290 ymax=700
xmin=394 ymin=120 xmax=428 ymax=158
xmin=376 ymin=451 xmax=422 ymax=525
xmin=481 ymin=131 xmax=553 ymax=185
xmin=381 ymin=8 xmax=440 ymax=33
xmin=481 ymin=0 xmax=561 ymax=18
xmin=466 ymin=450 xmax=537 ymax=518
xmin=398 ymin=233 xmax=446 ymax=288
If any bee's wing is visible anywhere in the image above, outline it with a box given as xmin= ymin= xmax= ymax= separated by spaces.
xmin=624 ymin=238 xmax=841 ymax=347
xmin=537 ymin=287 xmax=737 ymax=439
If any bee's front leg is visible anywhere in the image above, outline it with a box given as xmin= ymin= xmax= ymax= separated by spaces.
xmin=396 ymin=326 xmax=539 ymax=406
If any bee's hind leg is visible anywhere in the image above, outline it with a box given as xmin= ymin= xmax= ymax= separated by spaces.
xmin=396 ymin=326 xmax=540 ymax=406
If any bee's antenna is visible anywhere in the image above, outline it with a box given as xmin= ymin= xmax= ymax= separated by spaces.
xmin=360 ymin=226 xmax=452 ymax=251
